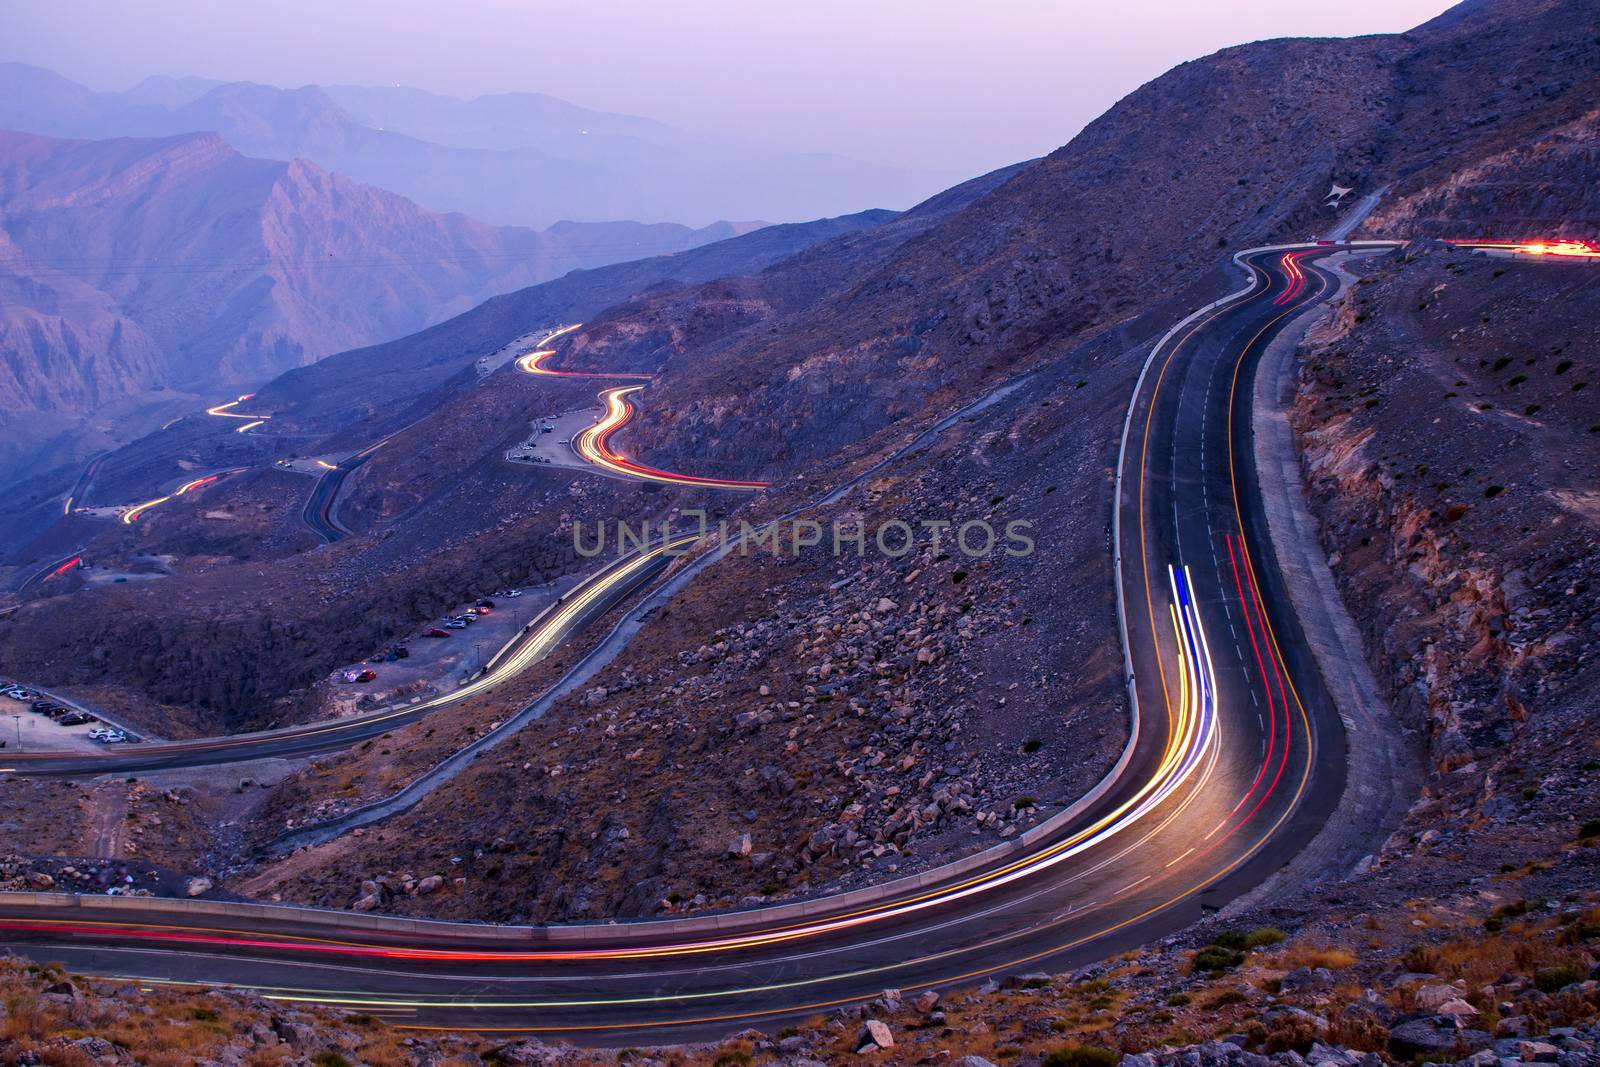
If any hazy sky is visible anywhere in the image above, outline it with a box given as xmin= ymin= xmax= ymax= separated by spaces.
xmin=8 ymin=0 xmax=1458 ymax=174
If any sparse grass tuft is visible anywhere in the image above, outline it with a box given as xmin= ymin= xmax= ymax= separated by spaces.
xmin=1041 ymin=1044 xmax=1119 ymax=1067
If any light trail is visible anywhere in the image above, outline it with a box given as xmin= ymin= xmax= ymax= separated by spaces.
xmin=121 ymin=495 xmax=171 ymax=525
xmin=1447 ymin=238 xmax=1600 ymax=258
xmin=516 ymin=324 xmax=650 ymax=380
xmin=517 ymin=324 xmax=765 ymax=488
xmin=574 ymin=386 xmax=769 ymax=490
xmin=9 ymin=533 xmax=697 ymax=767
xmin=206 ymin=394 xmax=271 ymax=420
xmin=118 ymin=468 xmax=243 ymax=523
xmin=40 ymin=556 xmax=82 ymax=582
xmin=0 ymin=555 xmax=1221 ymax=972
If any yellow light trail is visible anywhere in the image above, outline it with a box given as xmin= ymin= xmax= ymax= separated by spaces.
xmin=1450 ymin=238 xmax=1599 ymax=258
xmin=206 ymin=394 xmax=271 ymax=420
xmin=574 ymin=386 xmax=768 ymax=490
xmin=121 ymin=495 xmax=171 ymax=525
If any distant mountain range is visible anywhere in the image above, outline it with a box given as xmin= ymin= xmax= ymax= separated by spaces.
xmin=0 ymin=126 xmax=755 ymax=483
xmin=0 ymin=63 xmax=954 ymax=228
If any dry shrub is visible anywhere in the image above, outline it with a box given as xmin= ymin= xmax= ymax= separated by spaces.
xmin=1327 ymin=1004 xmax=1390 ymax=1052
xmin=1245 ymin=1013 xmax=1321 ymax=1055
xmin=1278 ymin=944 xmax=1359 ymax=970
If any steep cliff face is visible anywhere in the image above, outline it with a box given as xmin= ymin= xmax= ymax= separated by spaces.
xmin=1365 ymin=108 xmax=1600 ymax=239
xmin=1291 ymin=244 xmax=1599 ymax=832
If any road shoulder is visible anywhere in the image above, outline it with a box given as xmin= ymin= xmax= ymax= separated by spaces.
xmin=1226 ymin=253 xmax=1422 ymax=914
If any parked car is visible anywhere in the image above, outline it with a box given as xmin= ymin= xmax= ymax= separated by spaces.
xmin=60 ymin=711 xmax=94 ymax=726
xmin=426 ymin=628 xmax=452 ymax=638
xmin=390 ymin=645 xmax=410 ymax=660
xmin=476 ymin=598 xmax=495 ymax=608
xmin=354 ymin=669 xmax=376 ymax=683
xmin=496 ymin=589 xmax=523 ymax=598
xmin=444 ymin=619 xmax=468 ymax=630
xmin=90 ymin=728 xmax=126 ymax=743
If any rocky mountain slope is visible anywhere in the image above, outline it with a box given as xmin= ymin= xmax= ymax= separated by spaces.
xmin=0 ymin=63 xmax=950 ymax=227
xmin=578 ymin=0 xmax=1598 ymax=488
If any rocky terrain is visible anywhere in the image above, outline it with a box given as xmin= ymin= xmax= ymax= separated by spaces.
xmin=1281 ymin=240 xmax=1600 ymax=920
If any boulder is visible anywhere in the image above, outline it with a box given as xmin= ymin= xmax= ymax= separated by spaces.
xmin=1305 ymin=1043 xmax=1362 ymax=1066
xmin=1282 ymin=966 xmax=1336 ymax=991
xmin=1389 ymin=1016 xmax=1490 ymax=1059
xmin=270 ymin=1016 xmax=316 ymax=1049
xmin=1517 ymin=1040 xmax=1559 ymax=1062
xmin=183 ymin=876 xmax=213 ymax=897
xmin=415 ymin=875 xmax=445 ymax=895
xmin=856 ymin=1019 xmax=894 ymax=1052
xmin=1000 ymin=971 xmax=1051 ymax=990
xmin=1414 ymin=982 xmax=1464 ymax=1010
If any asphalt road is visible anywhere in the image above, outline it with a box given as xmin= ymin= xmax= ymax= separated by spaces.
xmin=302 ymin=454 xmax=363 ymax=542
xmin=0 ymin=245 xmax=1375 ymax=1041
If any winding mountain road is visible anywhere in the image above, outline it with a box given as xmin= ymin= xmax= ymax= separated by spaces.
xmin=0 ymin=244 xmax=1390 ymax=1040
xmin=519 ymin=326 xmax=770 ymax=490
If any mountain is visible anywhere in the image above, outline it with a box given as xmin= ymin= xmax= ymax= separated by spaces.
xmin=0 ymin=127 xmax=753 ymax=485
xmin=0 ymin=64 xmax=956 ymax=228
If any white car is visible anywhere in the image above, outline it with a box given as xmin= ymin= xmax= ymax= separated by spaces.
xmin=91 ymin=728 xmax=127 ymax=744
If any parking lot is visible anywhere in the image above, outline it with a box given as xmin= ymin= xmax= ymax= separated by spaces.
xmin=317 ymin=582 xmax=575 ymax=717
xmin=0 ymin=693 xmax=109 ymax=754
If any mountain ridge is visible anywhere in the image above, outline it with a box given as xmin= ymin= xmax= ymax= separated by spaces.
xmin=0 ymin=62 xmax=954 ymax=227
